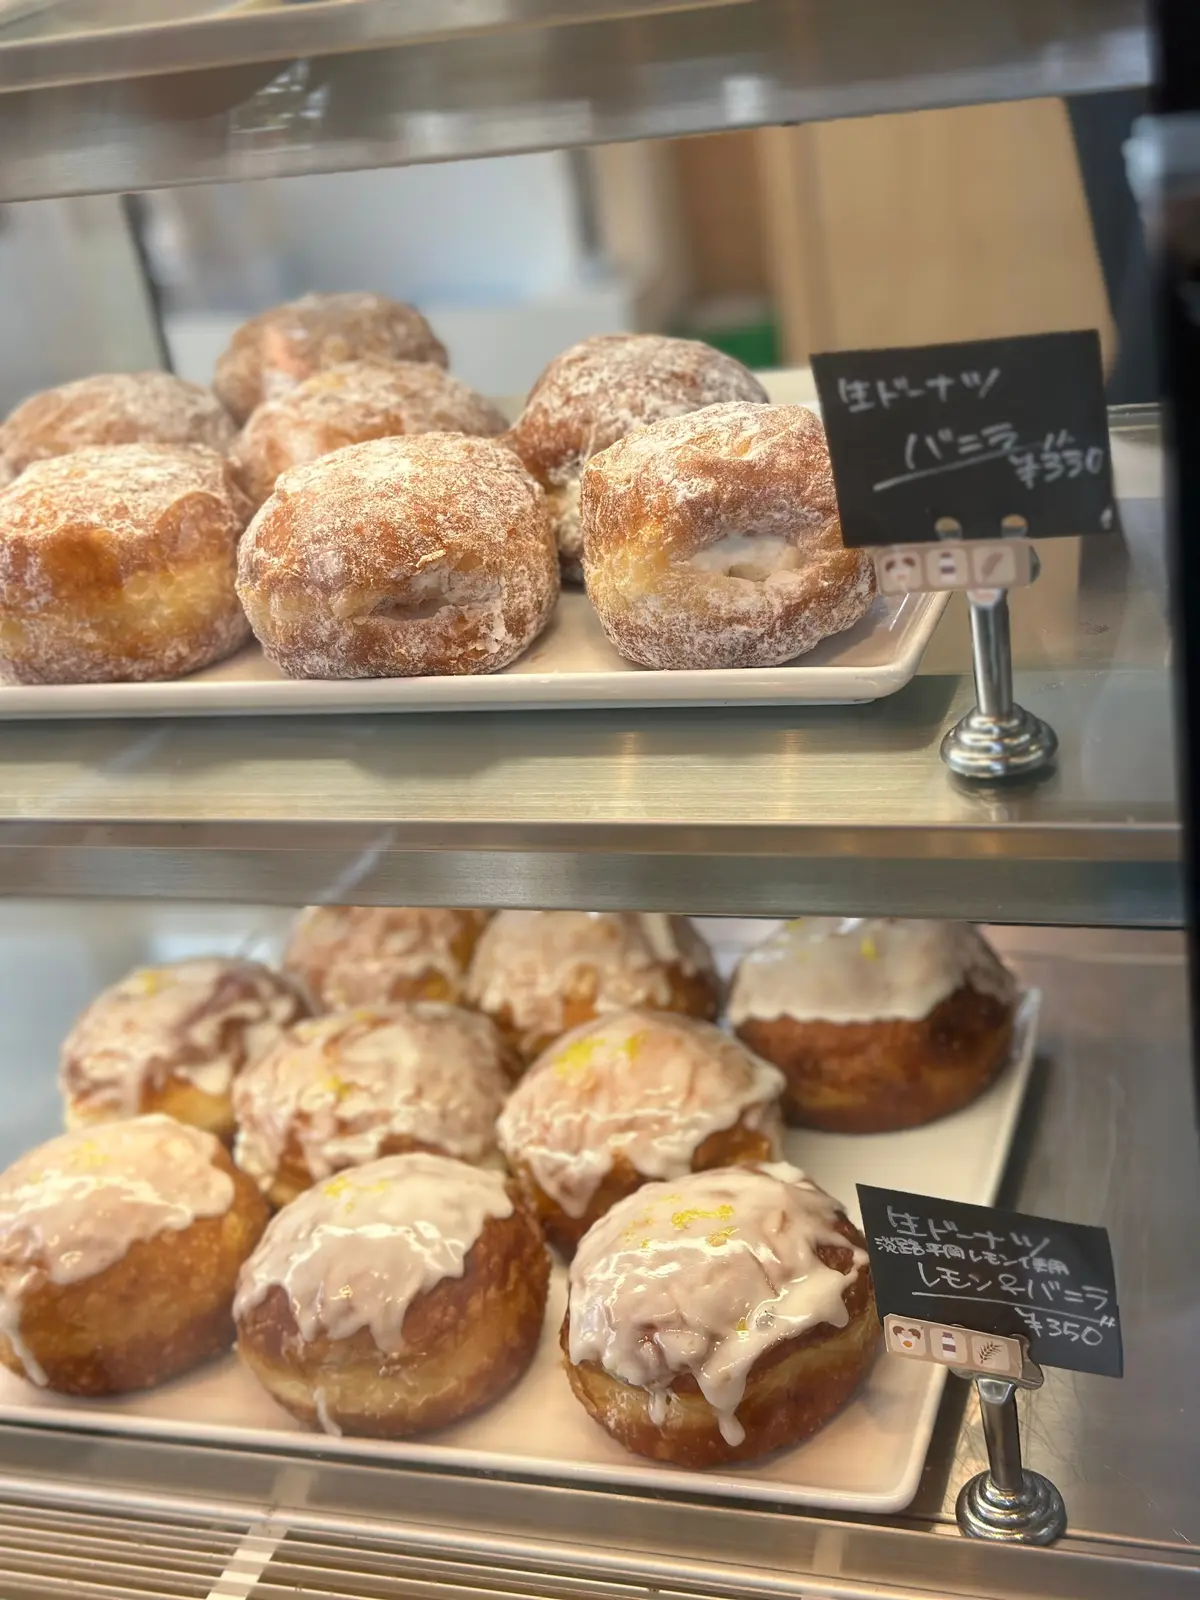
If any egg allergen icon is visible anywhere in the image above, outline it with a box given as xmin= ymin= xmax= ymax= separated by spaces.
xmin=888 ymin=1321 xmax=927 ymax=1356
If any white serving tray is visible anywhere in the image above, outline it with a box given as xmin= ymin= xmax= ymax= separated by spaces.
xmin=0 ymin=987 xmax=1039 ymax=1514
xmin=0 ymin=589 xmax=948 ymax=720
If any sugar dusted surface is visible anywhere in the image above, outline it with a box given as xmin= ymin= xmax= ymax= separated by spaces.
xmin=214 ymin=293 xmax=448 ymax=424
xmin=236 ymin=432 xmax=559 ymax=680
xmin=0 ymin=372 xmax=236 ymax=476
xmin=581 ymin=402 xmax=874 ymax=670
xmin=231 ymin=360 xmax=506 ymax=509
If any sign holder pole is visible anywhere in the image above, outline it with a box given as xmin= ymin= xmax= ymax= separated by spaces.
xmin=940 ymin=582 xmax=1058 ymax=780
xmin=956 ymin=1374 xmax=1067 ymax=1544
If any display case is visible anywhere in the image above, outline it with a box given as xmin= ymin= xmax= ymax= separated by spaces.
xmin=0 ymin=3 xmax=1194 ymax=1597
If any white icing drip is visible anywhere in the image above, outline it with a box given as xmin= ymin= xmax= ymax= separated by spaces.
xmin=568 ymin=1163 xmax=865 ymax=1446
xmin=496 ymin=1010 xmax=783 ymax=1217
xmin=285 ymin=906 xmax=485 ymax=1009
xmin=728 ymin=918 xmax=1016 ymax=1026
xmin=232 ymin=1003 xmax=510 ymax=1191
xmin=0 ymin=1116 xmax=234 ymax=1382
xmin=466 ymin=912 xmax=713 ymax=1046
xmin=233 ymin=1152 xmax=512 ymax=1350
xmin=313 ymin=1386 xmax=342 ymax=1436
xmin=60 ymin=959 xmax=306 ymax=1120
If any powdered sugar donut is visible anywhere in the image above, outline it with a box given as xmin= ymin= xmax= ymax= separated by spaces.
xmin=236 ymin=433 xmax=558 ymax=679
xmin=0 ymin=443 xmax=252 ymax=684
xmin=582 ymin=403 xmax=875 ymax=670
xmin=0 ymin=372 xmax=236 ymax=477
xmin=214 ymin=293 xmax=448 ymax=424
xmin=506 ymin=335 xmax=768 ymax=581
xmin=231 ymin=360 xmax=507 ymax=509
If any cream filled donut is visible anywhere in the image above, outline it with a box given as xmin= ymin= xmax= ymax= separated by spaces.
xmin=465 ymin=911 xmax=719 ymax=1063
xmin=507 ymin=334 xmax=768 ymax=581
xmin=0 ymin=371 xmax=236 ymax=476
xmin=235 ymin=433 xmax=559 ymax=679
xmin=283 ymin=905 xmax=491 ymax=1010
xmin=564 ymin=1162 xmax=876 ymax=1465
xmin=230 ymin=360 xmax=507 ymax=510
xmin=729 ymin=918 xmax=1017 ymax=1132
xmin=233 ymin=1003 xmax=514 ymax=1207
xmin=234 ymin=1152 xmax=549 ymax=1436
xmin=581 ymin=402 xmax=875 ymax=670
xmin=61 ymin=958 xmax=309 ymax=1141
xmin=0 ymin=1115 xmax=268 ymax=1396
xmin=214 ymin=293 xmax=448 ymax=424
xmin=497 ymin=1009 xmax=783 ymax=1253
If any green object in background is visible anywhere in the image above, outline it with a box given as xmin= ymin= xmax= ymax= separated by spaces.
xmin=676 ymin=294 xmax=779 ymax=370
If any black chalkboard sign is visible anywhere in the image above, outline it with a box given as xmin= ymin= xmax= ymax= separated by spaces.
xmin=811 ymin=331 xmax=1116 ymax=547
xmin=857 ymin=1184 xmax=1122 ymax=1379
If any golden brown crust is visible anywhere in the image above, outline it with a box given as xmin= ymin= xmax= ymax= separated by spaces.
xmin=0 ymin=443 xmax=252 ymax=685
xmin=230 ymin=360 xmax=507 ymax=510
xmin=0 ymin=372 xmax=237 ymax=476
xmin=214 ymin=293 xmax=448 ymax=424
xmin=0 ymin=1149 xmax=267 ymax=1397
xmin=735 ymin=983 xmax=1014 ymax=1132
xmin=506 ymin=335 xmax=768 ymax=581
xmin=562 ymin=1221 xmax=878 ymax=1466
xmin=283 ymin=906 xmax=492 ymax=1012
xmin=236 ymin=1199 xmax=549 ymax=1436
xmin=483 ymin=962 xmax=719 ymax=1065
xmin=510 ymin=1111 xmax=777 ymax=1257
xmin=581 ymin=402 xmax=875 ymax=670
xmin=235 ymin=433 xmax=559 ymax=680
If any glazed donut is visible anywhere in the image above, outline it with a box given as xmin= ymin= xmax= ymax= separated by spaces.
xmin=61 ymin=958 xmax=309 ymax=1141
xmin=0 ymin=1115 xmax=268 ymax=1396
xmin=0 ymin=371 xmax=236 ymax=478
xmin=465 ymin=911 xmax=720 ymax=1062
xmin=0 ymin=443 xmax=252 ymax=685
xmin=230 ymin=360 xmax=507 ymax=510
xmin=283 ymin=906 xmax=491 ymax=1010
xmin=729 ymin=918 xmax=1018 ymax=1132
xmin=234 ymin=1152 xmax=549 ymax=1436
xmin=236 ymin=434 xmax=559 ymax=679
xmin=497 ymin=1009 xmax=783 ymax=1254
xmin=564 ymin=1163 xmax=876 ymax=1465
xmin=233 ymin=1003 xmax=515 ymax=1208
xmin=214 ymin=293 xmax=448 ymax=424
xmin=581 ymin=402 xmax=875 ymax=670
xmin=507 ymin=334 xmax=768 ymax=581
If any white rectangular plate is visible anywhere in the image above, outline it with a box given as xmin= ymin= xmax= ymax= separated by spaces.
xmin=0 ymin=589 xmax=948 ymax=719
xmin=0 ymin=984 xmax=1039 ymax=1514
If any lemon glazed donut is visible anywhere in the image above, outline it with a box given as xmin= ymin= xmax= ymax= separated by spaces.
xmin=233 ymin=1004 xmax=515 ymax=1208
xmin=0 ymin=443 xmax=252 ymax=685
xmin=729 ymin=918 xmax=1018 ymax=1132
xmin=230 ymin=360 xmax=507 ymax=510
xmin=0 ymin=372 xmax=236 ymax=479
xmin=581 ymin=402 xmax=875 ymax=670
xmin=465 ymin=911 xmax=720 ymax=1063
xmin=235 ymin=433 xmax=559 ymax=679
xmin=234 ymin=1152 xmax=549 ymax=1436
xmin=214 ymin=292 xmax=448 ymax=424
xmin=497 ymin=1009 xmax=783 ymax=1254
xmin=61 ymin=958 xmax=309 ymax=1141
xmin=506 ymin=334 xmax=768 ymax=581
xmin=283 ymin=906 xmax=491 ymax=1010
xmin=0 ymin=1115 xmax=268 ymax=1396
xmin=564 ymin=1163 xmax=876 ymax=1466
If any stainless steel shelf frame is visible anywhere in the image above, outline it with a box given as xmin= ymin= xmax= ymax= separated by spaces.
xmin=0 ymin=0 xmax=1150 ymax=201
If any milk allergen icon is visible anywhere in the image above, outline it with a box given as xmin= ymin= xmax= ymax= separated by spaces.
xmin=935 ymin=1327 xmax=967 ymax=1363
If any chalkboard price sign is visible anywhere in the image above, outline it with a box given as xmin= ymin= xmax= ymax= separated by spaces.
xmin=857 ymin=1184 xmax=1122 ymax=1379
xmin=811 ymin=330 xmax=1116 ymax=547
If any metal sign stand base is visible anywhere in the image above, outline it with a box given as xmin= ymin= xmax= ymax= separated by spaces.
xmin=956 ymin=1377 xmax=1067 ymax=1545
xmin=940 ymin=587 xmax=1058 ymax=780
